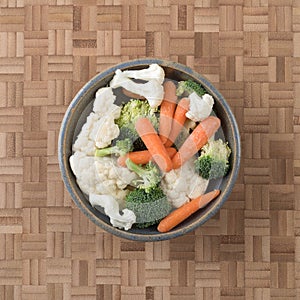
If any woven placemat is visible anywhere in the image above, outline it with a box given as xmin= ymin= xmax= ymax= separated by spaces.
xmin=0 ymin=1 xmax=299 ymax=299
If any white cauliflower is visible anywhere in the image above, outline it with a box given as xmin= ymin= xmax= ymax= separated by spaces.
xmin=89 ymin=194 xmax=136 ymax=230
xmin=73 ymin=87 xmax=121 ymax=155
xmin=71 ymin=84 xmax=138 ymax=222
xmin=73 ymin=113 xmax=99 ymax=155
xmin=110 ymin=69 xmax=164 ymax=108
xmin=69 ymin=151 xmax=97 ymax=195
xmin=94 ymin=114 xmax=120 ymax=149
xmin=70 ymin=153 xmax=137 ymax=208
xmin=122 ymin=64 xmax=165 ymax=85
xmin=94 ymin=157 xmax=137 ymax=208
xmin=93 ymin=87 xmax=121 ymax=149
xmin=161 ymin=157 xmax=209 ymax=208
xmin=186 ymin=92 xmax=214 ymax=122
xmin=93 ymin=87 xmax=116 ymax=116
xmin=93 ymin=87 xmax=121 ymax=119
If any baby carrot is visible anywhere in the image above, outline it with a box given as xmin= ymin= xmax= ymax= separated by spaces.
xmin=157 ymin=190 xmax=220 ymax=233
xmin=172 ymin=116 xmax=221 ymax=169
xmin=135 ymin=117 xmax=173 ymax=172
xmin=159 ymin=81 xmax=178 ymax=144
xmin=117 ymin=147 xmax=177 ymax=167
xmin=164 ymin=97 xmax=190 ymax=147
xmin=122 ymin=88 xmax=146 ymax=100
xmin=166 ymin=147 xmax=177 ymax=158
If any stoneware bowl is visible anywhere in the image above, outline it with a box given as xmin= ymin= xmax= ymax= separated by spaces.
xmin=58 ymin=58 xmax=241 ymax=242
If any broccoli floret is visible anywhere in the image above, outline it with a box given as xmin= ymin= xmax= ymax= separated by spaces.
xmin=95 ymin=138 xmax=133 ymax=157
xmin=118 ymin=125 xmax=147 ymax=151
xmin=116 ymin=99 xmax=158 ymax=129
xmin=194 ymin=139 xmax=231 ymax=180
xmin=125 ymin=187 xmax=171 ymax=228
xmin=115 ymin=99 xmax=159 ymax=151
xmin=126 ymin=159 xmax=161 ymax=192
xmin=176 ymin=79 xmax=206 ymax=97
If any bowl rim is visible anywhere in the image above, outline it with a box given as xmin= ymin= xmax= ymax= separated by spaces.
xmin=58 ymin=58 xmax=241 ymax=242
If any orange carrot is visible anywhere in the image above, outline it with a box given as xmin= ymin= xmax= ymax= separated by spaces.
xmin=166 ymin=147 xmax=177 ymax=158
xmin=157 ymin=190 xmax=220 ymax=233
xmin=135 ymin=118 xmax=173 ymax=172
xmin=164 ymin=97 xmax=190 ymax=147
xmin=117 ymin=147 xmax=177 ymax=167
xmin=159 ymin=81 xmax=178 ymax=144
xmin=172 ymin=116 xmax=221 ymax=169
xmin=122 ymin=88 xmax=146 ymax=100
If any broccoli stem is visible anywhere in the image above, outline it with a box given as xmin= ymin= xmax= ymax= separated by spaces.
xmin=125 ymin=158 xmax=145 ymax=176
xmin=95 ymin=138 xmax=133 ymax=157
xmin=94 ymin=147 xmax=116 ymax=157
xmin=125 ymin=158 xmax=161 ymax=192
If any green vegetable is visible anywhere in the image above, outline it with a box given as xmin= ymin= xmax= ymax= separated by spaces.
xmin=126 ymin=159 xmax=161 ymax=192
xmin=115 ymin=99 xmax=159 ymax=151
xmin=116 ymin=99 xmax=158 ymax=128
xmin=125 ymin=187 xmax=172 ymax=228
xmin=95 ymin=138 xmax=133 ymax=157
xmin=118 ymin=125 xmax=147 ymax=151
xmin=194 ymin=139 xmax=231 ymax=180
xmin=176 ymin=79 xmax=206 ymax=97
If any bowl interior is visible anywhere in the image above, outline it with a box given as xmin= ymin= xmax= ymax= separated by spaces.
xmin=59 ymin=59 xmax=240 ymax=242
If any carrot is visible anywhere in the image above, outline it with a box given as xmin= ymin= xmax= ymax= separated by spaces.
xmin=117 ymin=147 xmax=177 ymax=167
xmin=164 ymin=97 xmax=190 ymax=147
xmin=157 ymin=190 xmax=220 ymax=233
xmin=135 ymin=118 xmax=173 ymax=172
xmin=166 ymin=147 xmax=177 ymax=158
xmin=159 ymin=81 xmax=178 ymax=144
xmin=122 ymin=88 xmax=146 ymax=100
xmin=172 ymin=116 xmax=221 ymax=169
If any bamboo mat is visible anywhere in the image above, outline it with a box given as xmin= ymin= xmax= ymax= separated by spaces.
xmin=0 ymin=0 xmax=299 ymax=299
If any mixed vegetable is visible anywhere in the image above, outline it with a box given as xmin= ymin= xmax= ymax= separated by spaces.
xmin=195 ymin=139 xmax=231 ymax=180
xmin=70 ymin=64 xmax=231 ymax=233
xmin=115 ymin=99 xmax=159 ymax=151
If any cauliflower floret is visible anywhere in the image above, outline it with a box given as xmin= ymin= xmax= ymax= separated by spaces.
xmin=161 ymin=157 xmax=209 ymax=208
xmin=93 ymin=87 xmax=121 ymax=119
xmin=73 ymin=113 xmax=99 ymax=155
xmin=89 ymin=194 xmax=136 ymax=230
xmin=110 ymin=69 xmax=164 ymax=108
xmin=188 ymin=176 xmax=209 ymax=199
xmin=108 ymin=104 xmax=122 ymax=119
xmin=161 ymin=169 xmax=189 ymax=208
xmin=69 ymin=151 xmax=97 ymax=195
xmin=94 ymin=157 xmax=137 ymax=208
xmin=70 ymin=85 xmax=141 ymax=213
xmin=122 ymin=64 xmax=165 ymax=85
xmin=73 ymin=86 xmax=121 ymax=156
xmin=69 ymin=153 xmax=137 ymax=207
xmin=93 ymin=87 xmax=116 ymax=115
xmin=184 ymin=119 xmax=197 ymax=131
xmin=95 ymin=114 xmax=120 ymax=149
xmin=186 ymin=92 xmax=214 ymax=122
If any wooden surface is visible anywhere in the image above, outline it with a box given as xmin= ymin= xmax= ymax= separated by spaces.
xmin=0 ymin=0 xmax=299 ymax=299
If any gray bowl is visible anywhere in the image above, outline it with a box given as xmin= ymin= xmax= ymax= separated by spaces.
xmin=58 ymin=58 xmax=241 ymax=242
